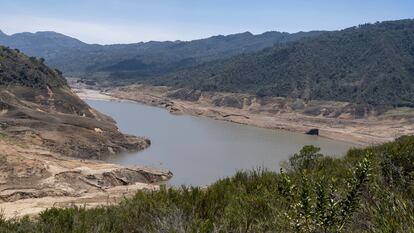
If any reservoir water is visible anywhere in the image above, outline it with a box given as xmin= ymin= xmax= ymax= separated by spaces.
xmin=87 ymin=100 xmax=355 ymax=186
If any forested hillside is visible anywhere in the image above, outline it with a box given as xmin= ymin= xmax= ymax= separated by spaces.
xmin=2 ymin=20 xmax=414 ymax=107
xmin=149 ymin=19 xmax=414 ymax=107
xmin=0 ymin=30 xmax=323 ymax=79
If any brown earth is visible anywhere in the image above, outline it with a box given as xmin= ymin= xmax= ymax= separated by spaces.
xmin=0 ymin=85 xmax=172 ymax=219
xmin=0 ymin=48 xmax=172 ymax=219
xmin=73 ymin=83 xmax=414 ymax=146
xmin=0 ymin=139 xmax=172 ymax=219
xmin=0 ymin=86 xmax=151 ymax=159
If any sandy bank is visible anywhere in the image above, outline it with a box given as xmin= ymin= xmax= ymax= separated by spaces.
xmin=73 ymin=88 xmax=121 ymax=101
xmin=0 ymin=140 xmax=172 ymax=219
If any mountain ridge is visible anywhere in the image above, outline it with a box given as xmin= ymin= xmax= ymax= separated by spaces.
xmin=2 ymin=19 xmax=414 ymax=107
xmin=0 ymin=29 xmax=325 ymax=78
xmin=146 ymin=19 xmax=414 ymax=107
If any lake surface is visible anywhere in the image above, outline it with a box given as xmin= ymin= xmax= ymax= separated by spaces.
xmin=87 ymin=100 xmax=355 ymax=186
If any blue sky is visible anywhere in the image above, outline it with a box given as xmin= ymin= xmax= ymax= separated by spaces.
xmin=0 ymin=0 xmax=413 ymax=44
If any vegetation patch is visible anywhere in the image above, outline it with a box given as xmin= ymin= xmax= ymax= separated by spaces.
xmin=1 ymin=136 xmax=413 ymax=232
xmin=148 ymin=20 xmax=414 ymax=108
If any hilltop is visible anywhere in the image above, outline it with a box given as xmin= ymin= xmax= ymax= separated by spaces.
xmin=148 ymin=19 xmax=414 ymax=108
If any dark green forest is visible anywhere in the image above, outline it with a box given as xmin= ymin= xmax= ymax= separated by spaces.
xmin=2 ymin=20 xmax=414 ymax=107
xmin=0 ymin=30 xmax=323 ymax=78
xmin=148 ymin=20 xmax=414 ymax=107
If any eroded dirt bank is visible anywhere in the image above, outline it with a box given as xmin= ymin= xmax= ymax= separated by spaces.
xmin=0 ymin=139 xmax=172 ymax=219
xmin=0 ymin=48 xmax=173 ymax=219
xmin=0 ymin=85 xmax=168 ymax=219
xmin=73 ymin=83 xmax=414 ymax=146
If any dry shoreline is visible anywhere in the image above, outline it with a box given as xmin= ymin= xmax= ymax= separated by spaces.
xmin=0 ymin=86 xmax=173 ymax=219
xmin=0 ymin=139 xmax=172 ymax=219
xmin=8 ymin=82 xmax=405 ymax=218
xmin=73 ymin=85 xmax=414 ymax=146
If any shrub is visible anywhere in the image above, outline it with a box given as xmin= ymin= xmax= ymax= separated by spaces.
xmin=289 ymin=145 xmax=323 ymax=171
xmin=0 ymin=137 xmax=413 ymax=232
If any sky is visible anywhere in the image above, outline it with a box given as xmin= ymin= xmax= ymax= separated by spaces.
xmin=0 ymin=0 xmax=413 ymax=44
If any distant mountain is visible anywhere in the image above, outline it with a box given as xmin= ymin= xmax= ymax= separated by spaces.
xmin=148 ymin=19 xmax=414 ymax=107
xmin=0 ymin=31 xmax=90 ymax=60
xmin=0 ymin=30 xmax=324 ymax=79
xmin=3 ymin=20 xmax=413 ymax=108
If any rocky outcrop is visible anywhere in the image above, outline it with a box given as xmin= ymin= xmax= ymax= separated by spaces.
xmin=212 ymin=95 xmax=244 ymax=109
xmin=0 ymin=140 xmax=172 ymax=218
xmin=166 ymin=88 xmax=202 ymax=101
xmin=1 ymin=167 xmax=171 ymax=202
xmin=306 ymin=128 xmax=319 ymax=136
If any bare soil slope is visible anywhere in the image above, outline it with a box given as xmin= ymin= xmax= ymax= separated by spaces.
xmin=0 ymin=46 xmax=149 ymax=159
xmin=0 ymin=46 xmax=171 ymax=218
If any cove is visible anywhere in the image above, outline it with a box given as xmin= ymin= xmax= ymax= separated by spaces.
xmin=87 ymin=100 xmax=355 ymax=186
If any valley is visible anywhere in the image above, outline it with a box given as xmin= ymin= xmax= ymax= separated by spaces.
xmin=0 ymin=8 xmax=413 ymax=230
xmin=72 ymin=82 xmax=414 ymax=146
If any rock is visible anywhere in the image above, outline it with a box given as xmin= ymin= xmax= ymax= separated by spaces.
xmin=84 ymin=80 xmax=96 ymax=86
xmin=167 ymin=88 xmax=201 ymax=102
xmin=94 ymin=128 xmax=103 ymax=133
xmin=212 ymin=96 xmax=243 ymax=109
xmin=303 ymin=106 xmax=322 ymax=116
xmin=306 ymin=128 xmax=319 ymax=136
xmin=291 ymin=99 xmax=305 ymax=110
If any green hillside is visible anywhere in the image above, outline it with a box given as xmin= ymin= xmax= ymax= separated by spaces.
xmin=0 ymin=46 xmax=67 ymax=88
xmin=0 ymin=30 xmax=323 ymax=79
xmin=149 ymin=19 xmax=414 ymax=107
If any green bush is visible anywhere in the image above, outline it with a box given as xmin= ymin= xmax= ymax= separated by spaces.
xmin=289 ymin=145 xmax=323 ymax=171
xmin=1 ymin=136 xmax=414 ymax=232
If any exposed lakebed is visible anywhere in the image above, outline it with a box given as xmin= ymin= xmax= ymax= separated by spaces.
xmin=88 ymin=100 xmax=355 ymax=186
